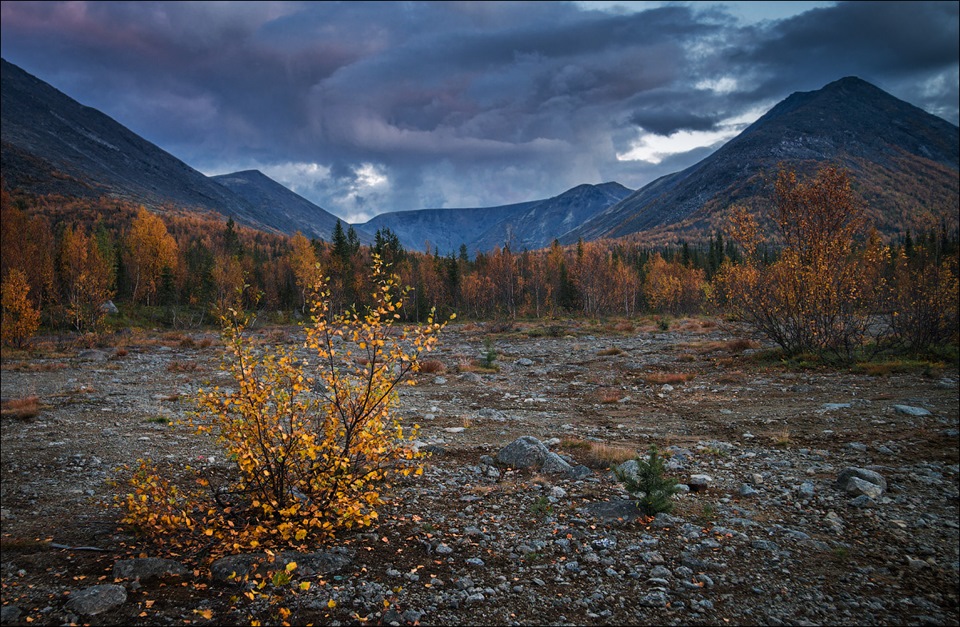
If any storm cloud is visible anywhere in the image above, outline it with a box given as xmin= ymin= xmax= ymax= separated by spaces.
xmin=2 ymin=1 xmax=957 ymax=222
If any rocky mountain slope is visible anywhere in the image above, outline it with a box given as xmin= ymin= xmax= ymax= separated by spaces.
xmin=212 ymin=169 xmax=372 ymax=243
xmin=563 ymin=77 xmax=960 ymax=244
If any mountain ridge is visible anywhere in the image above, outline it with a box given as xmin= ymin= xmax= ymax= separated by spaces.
xmin=562 ymin=76 xmax=959 ymax=244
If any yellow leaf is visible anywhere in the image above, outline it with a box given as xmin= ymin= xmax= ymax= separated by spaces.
xmin=327 ymin=599 xmax=337 ymax=609
xmin=285 ymin=561 xmax=297 ymax=573
xmin=299 ymin=581 xmax=311 ymax=591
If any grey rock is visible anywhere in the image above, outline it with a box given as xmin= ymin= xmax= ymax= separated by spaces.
xmin=649 ymin=565 xmax=672 ymax=579
xmin=836 ymin=467 xmax=887 ymax=493
xmin=113 ymin=558 xmax=188 ymax=581
xmin=0 ymin=605 xmax=21 ymax=624
xmin=822 ymin=403 xmax=852 ymax=411
xmin=798 ymin=481 xmax=816 ymax=497
xmin=64 ymin=584 xmax=127 ymax=616
xmin=583 ymin=499 xmax=644 ymax=521
xmin=849 ymin=494 xmax=877 ymax=508
xmin=688 ymin=474 xmax=714 ymax=491
xmin=739 ymin=484 xmax=760 ymax=497
xmin=210 ymin=554 xmax=266 ymax=582
xmin=515 ymin=358 xmax=534 ymax=366
xmin=541 ymin=451 xmax=574 ymax=475
xmin=845 ymin=477 xmax=884 ymax=499
xmin=893 ymin=405 xmax=931 ymax=416
xmin=99 ymin=300 xmax=119 ymax=315
xmin=638 ymin=590 xmax=669 ymax=607
xmin=496 ymin=436 xmax=549 ymax=470
xmin=567 ymin=465 xmax=593 ymax=480
xmin=615 ymin=459 xmax=639 ymax=482
xmin=278 ymin=548 xmax=354 ymax=576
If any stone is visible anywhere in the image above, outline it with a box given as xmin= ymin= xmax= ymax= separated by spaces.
xmin=688 ymin=474 xmax=713 ymax=492
xmin=638 ymin=590 xmax=669 ymax=607
xmin=210 ymin=554 xmax=266 ymax=582
xmin=99 ymin=300 xmax=119 ymax=315
xmin=582 ymin=499 xmax=644 ymax=521
xmin=892 ymin=405 xmax=931 ymax=416
xmin=64 ymin=584 xmax=127 ymax=616
xmin=0 ymin=605 xmax=21 ymax=624
xmin=496 ymin=436 xmax=549 ymax=470
xmin=845 ymin=477 xmax=884 ymax=499
xmin=278 ymin=548 xmax=354 ymax=576
xmin=739 ymin=484 xmax=759 ymax=497
xmin=113 ymin=557 xmax=188 ymax=581
xmin=515 ymin=358 xmax=534 ymax=366
xmin=541 ymin=451 xmax=574 ymax=475
xmin=836 ymin=467 xmax=887 ymax=493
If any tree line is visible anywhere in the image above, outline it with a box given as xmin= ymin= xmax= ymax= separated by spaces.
xmin=2 ymin=167 xmax=958 ymax=358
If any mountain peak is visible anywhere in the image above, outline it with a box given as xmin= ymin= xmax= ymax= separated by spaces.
xmin=563 ymin=76 xmax=959 ymax=244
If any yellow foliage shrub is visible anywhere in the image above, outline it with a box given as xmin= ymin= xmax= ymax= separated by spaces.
xmin=118 ymin=256 xmax=447 ymax=555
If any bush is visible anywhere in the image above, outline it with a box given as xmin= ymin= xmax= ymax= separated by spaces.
xmin=615 ymin=445 xmax=681 ymax=516
xmin=118 ymin=256 xmax=447 ymax=555
xmin=714 ymin=167 xmax=883 ymax=360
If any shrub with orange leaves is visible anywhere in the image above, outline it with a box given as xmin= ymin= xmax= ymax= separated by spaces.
xmin=118 ymin=255 xmax=448 ymax=556
xmin=714 ymin=166 xmax=885 ymax=360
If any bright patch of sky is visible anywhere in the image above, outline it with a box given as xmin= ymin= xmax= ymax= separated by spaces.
xmin=618 ymin=105 xmax=767 ymax=164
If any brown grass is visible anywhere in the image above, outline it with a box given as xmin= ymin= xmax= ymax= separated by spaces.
xmin=1 ymin=361 xmax=69 ymax=372
xmin=597 ymin=347 xmax=624 ymax=357
xmin=166 ymin=360 xmax=202 ymax=373
xmin=197 ymin=337 xmax=214 ymax=349
xmin=1 ymin=395 xmax=41 ymax=420
xmin=596 ymin=388 xmax=627 ymax=404
xmin=725 ymin=338 xmax=760 ymax=352
xmin=419 ymin=359 xmax=446 ymax=374
xmin=644 ymin=372 xmax=696 ymax=385
xmin=560 ymin=438 xmax=637 ymax=468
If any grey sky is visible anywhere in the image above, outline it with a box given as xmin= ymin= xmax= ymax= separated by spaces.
xmin=2 ymin=1 xmax=957 ymax=223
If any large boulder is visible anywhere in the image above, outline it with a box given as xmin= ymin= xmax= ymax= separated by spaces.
xmin=496 ymin=436 xmax=550 ymax=470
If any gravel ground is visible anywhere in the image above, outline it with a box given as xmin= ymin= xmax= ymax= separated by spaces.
xmin=1 ymin=319 xmax=958 ymax=625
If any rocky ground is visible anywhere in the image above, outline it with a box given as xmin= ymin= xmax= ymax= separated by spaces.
xmin=1 ymin=318 xmax=958 ymax=626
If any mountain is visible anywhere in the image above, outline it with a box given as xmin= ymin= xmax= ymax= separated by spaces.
xmin=471 ymin=182 xmax=633 ymax=252
xmin=563 ymin=77 xmax=960 ymax=244
xmin=0 ymin=58 xmax=368 ymax=238
xmin=212 ymin=169 xmax=372 ymax=243
xmin=362 ymin=182 xmax=632 ymax=254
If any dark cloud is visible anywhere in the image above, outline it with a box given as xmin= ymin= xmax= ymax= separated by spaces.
xmin=1 ymin=1 xmax=957 ymax=221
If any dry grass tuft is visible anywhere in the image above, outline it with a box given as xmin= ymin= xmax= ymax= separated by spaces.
xmin=560 ymin=438 xmax=637 ymax=468
xmin=644 ymin=372 xmax=696 ymax=385
xmin=419 ymin=359 xmax=446 ymax=374
xmin=725 ymin=338 xmax=760 ymax=352
xmin=1 ymin=395 xmax=41 ymax=420
xmin=597 ymin=347 xmax=624 ymax=357
xmin=197 ymin=337 xmax=214 ymax=349
xmin=596 ymin=388 xmax=627 ymax=404
xmin=166 ymin=360 xmax=202 ymax=373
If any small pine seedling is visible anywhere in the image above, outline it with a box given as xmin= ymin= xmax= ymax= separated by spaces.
xmin=615 ymin=445 xmax=681 ymax=516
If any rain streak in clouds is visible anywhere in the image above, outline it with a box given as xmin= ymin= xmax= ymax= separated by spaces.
xmin=1 ymin=1 xmax=957 ymax=223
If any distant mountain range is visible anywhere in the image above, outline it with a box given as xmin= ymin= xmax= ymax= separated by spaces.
xmin=3 ymin=58 xmax=957 ymax=252
xmin=361 ymin=182 xmax=632 ymax=254
xmin=562 ymin=77 xmax=959 ymax=244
